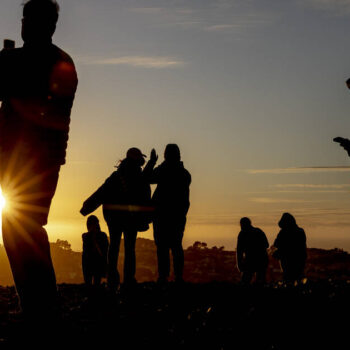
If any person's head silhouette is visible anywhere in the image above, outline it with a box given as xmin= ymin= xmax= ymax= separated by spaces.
xmin=240 ymin=217 xmax=252 ymax=230
xmin=278 ymin=212 xmax=297 ymax=229
xmin=22 ymin=0 xmax=60 ymax=44
xmin=164 ymin=144 xmax=181 ymax=162
xmin=87 ymin=215 xmax=100 ymax=232
xmin=126 ymin=147 xmax=146 ymax=167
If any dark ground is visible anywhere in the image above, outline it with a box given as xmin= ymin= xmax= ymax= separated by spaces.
xmin=0 ymin=280 xmax=349 ymax=348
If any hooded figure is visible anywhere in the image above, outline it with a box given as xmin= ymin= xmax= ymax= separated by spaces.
xmin=273 ymin=213 xmax=307 ymax=282
xmin=146 ymin=144 xmax=191 ymax=283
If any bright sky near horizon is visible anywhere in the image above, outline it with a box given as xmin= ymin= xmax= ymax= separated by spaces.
xmin=1 ymin=0 xmax=350 ymax=251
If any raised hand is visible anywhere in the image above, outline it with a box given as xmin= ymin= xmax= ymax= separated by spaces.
xmin=150 ymin=148 xmax=158 ymax=163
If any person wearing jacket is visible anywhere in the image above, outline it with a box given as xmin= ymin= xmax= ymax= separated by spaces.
xmin=236 ymin=217 xmax=269 ymax=285
xmin=272 ymin=213 xmax=307 ymax=282
xmin=0 ymin=0 xmax=78 ymax=318
xmin=82 ymin=215 xmax=109 ymax=286
xmin=146 ymin=144 xmax=191 ymax=284
xmin=80 ymin=148 xmax=152 ymax=289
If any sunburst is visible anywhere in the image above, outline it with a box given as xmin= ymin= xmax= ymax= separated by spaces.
xmin=0 ymin=191 xmax=5 ymax=212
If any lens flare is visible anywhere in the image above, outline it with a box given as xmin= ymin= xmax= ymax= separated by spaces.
xmin=0 ymin=190 xmax=5 ymax=211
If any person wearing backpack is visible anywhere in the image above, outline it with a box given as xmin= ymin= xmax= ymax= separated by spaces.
xmin=80 ymin=148 xmax=152 ymax=289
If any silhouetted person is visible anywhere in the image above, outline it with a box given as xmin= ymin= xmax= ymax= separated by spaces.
xmin=333 ymin=81 xmax=350 ymax=156
xmin=236 ymin=217 xmax=269 ymax=285
xmin=80 ymin=148 xmax=152 ymax=289
xmin=0 ymin=0 xmax=78 ymax=318
xmin=82 ymin=216 xmax=109 ymax=286
xmin=333 ymin=137 xmax=350 ymax=157
xmin=273 ymin=213 xmax=307 ymax=282
xmin=147 ymin=144 xmax=191 ymax=283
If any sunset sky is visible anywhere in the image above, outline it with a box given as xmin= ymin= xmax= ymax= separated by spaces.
xmin=1 ymin=0 xmax=350 ymax=251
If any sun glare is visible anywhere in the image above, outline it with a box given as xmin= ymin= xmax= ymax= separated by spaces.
xmin=0 ymin=190 xmax=6 ymax=212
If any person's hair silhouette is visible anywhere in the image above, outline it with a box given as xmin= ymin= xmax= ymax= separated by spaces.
xmin=0 ymin=0 xmax=78 ymax=320
xmin=22 ymin=0 xmax=59 ymax=43
xmin=236 ymin=217 xmax=269 ymax=285
xmin=82 ymin=215 xmax=109 ymax=287
xmin=273 ymin=213 xmax=307 ymax=283
xmin=164 ymin=144 xmax=181 ymax=162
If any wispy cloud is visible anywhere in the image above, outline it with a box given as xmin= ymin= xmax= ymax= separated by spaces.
xmin=129 ymin=7 xmax=164 ymax=14
xmin=88 ymin=56 xmax=186 ymax=69
xmin=205 ymin=24 xmax=240 ymax=32
xmin=301 ymin=0 xmax=350 ymax=14
xmin=274 ymin=184 xmax=350 ymax=189
xmin=128 ymin=3 xmax=276 ymax=33
xmin=250 ymin=197 xmax=312 ymax=204
xmin=247 ymin=166 xmax=350 ymax=174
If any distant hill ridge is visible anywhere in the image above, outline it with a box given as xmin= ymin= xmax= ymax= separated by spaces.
xmin=0 ymin=238 xmax=349 ymax=286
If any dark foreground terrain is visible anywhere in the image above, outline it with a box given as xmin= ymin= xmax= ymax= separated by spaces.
xmin=0 ymin=280 xmax=349 ymax=348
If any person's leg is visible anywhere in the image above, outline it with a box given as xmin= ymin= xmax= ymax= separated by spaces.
xmin=94 ymin=274 xmax=102 ymax=286
xmin=123 ymin=229 xmax=137 ymax=284
xmin=107 ymin=223 xmax=122 ymax=289
xmin=1 ymin=164 xmax=60 ymax=317
xmin=241 ymin=271 xmax=253 ymax=285
xmin=153 ymin=219 xmax=170 ymax=281
xmin=171 ymin=233 xmax=184 ymax=282
xmin=82 ymin=259 xmax=93 ymax=286
xmin=255 ymin=269 xmax=266 ymax=285
xmin=156 ymin=244 xmax=170 ymax=281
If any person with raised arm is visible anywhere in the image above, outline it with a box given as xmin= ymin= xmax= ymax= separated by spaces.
xmin=146 ymin=144 xmax=191 ymax=284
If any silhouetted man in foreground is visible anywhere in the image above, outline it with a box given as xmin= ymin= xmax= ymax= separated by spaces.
xmin=147 ymin=144 xmax=191 ymax=283
xmin=82 ymin=216 xmax=109 ymax=286
xmin=0 ymin=0 xmax=78 ymax=318
xmin=81 ymin=148 xmax=152 ymax=289
xmin=236 ymin=217 xmax=269 ymax=285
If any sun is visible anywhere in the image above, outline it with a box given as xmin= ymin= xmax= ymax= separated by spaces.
xmin=0 ymin=190 xmax=6 ymax=212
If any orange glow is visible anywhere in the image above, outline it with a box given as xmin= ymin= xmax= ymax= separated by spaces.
xmin=0 ymin=189 xmax=5 ymax=212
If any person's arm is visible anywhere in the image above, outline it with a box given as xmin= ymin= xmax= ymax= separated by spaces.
xmin=0 ymin=51 xmax=4 ymax=102
xmin=143 ymin=148 xmax=158 ymax=183
xmin=236 ymin=233 xmax=244 ymax=272
xmin=262 ymin=231 xmax=269 ymax=249
xmin=80 ymin=172 xmax=116 ymax=216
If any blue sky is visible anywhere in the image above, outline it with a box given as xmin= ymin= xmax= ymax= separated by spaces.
xmin=1 ymin=0 xmax=350 ymax=251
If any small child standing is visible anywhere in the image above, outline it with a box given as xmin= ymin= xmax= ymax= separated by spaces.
xmin=82 ymin=215 xmax=109 ymax=286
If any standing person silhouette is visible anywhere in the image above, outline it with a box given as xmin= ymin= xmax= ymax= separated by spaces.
xmin=147 ymin=144 xmax=191 ymax=284
xmin=236 ymin=217 xmax=269 ymax=285
xmin=333 ymin=79 xmax=350 ymax=155
xmin=272 ymin=213 xmax=307 ymax=283
xmin=0 ymin=0 xmax=78 ymax=318
xmin=80 ymin=148 xmax=152 ymax=289
xmin=82 ymin=215 xmax=109 ymax=286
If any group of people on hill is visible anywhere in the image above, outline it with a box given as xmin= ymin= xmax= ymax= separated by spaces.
xmin=0 ymin=0 xmax=348 ymax=328
xmin=237 ymin=213 xmax=307 ymax=285
xmin=80 ymin=145 xmax=191 ymax=288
